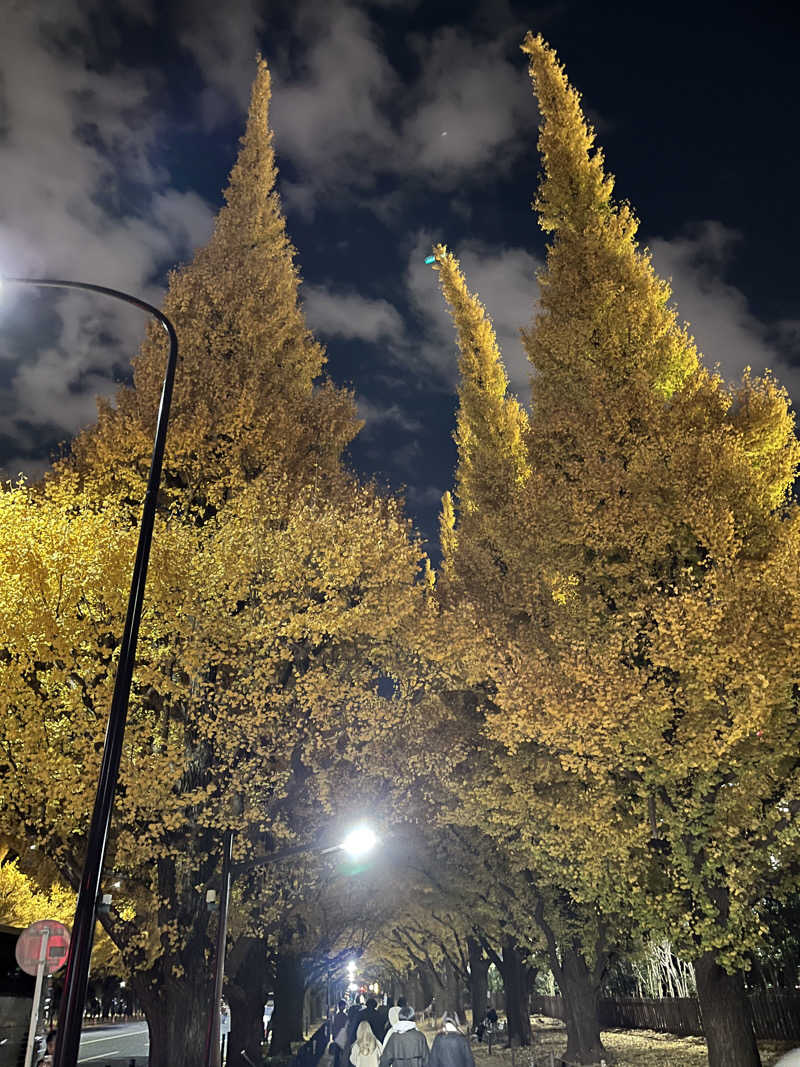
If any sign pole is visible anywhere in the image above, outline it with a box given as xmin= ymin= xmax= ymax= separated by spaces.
xmin=24 ymin=927 xmax=50 ymax=1067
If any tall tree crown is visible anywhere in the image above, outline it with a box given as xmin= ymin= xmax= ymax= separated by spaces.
xmin=522 ymin=32 xmax=699 ymax=405
xmin=72 ymin=58 xmax=357 ymax=507
xmin=430 ymin=244 xmax=529 ymax=522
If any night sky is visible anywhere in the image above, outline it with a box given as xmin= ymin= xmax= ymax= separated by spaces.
xmin=1 ymin=0 xmax=799 ymax=553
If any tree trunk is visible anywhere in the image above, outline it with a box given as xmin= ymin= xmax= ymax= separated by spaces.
xmin=416 ymin=966 xmax=435 ymax=1013
xmin=228 ymin=937 xmax=268 ymax=1067
xmin=440 ymin=956 xmax=463 ymax=1019
xmin=558 ymin=944 xmax=606 ymax=1066
xmin=500 ymin=938 xmax=531 ymax=1047
xmin=694 ymin=952 xmax=762 ymax=1067
xmin=468 ymin=937 xmax=490 ymax=1028
xmin=135 ymin=968 xmax=212 ymax=1067
xmin=271 ymin=950 xmax=306 ymax=1055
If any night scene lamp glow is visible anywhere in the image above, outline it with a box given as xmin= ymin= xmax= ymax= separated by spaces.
xmin=340 ymin=825 xmax=378 ymax=858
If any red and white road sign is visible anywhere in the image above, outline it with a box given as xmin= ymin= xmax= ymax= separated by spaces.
xmin=15 ymin=919 xmax=70 ymax=976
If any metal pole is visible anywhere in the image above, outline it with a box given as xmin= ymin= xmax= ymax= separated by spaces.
xmin=204 ymin=828 xmax=234 ymax=1067
xmin=2 ymin=279 xmax=179 ymax=1067
xmin=24 ymin=928 xmax=50 ymax=1067
xmin=198 ymin=831 xmax=373 ymax=1064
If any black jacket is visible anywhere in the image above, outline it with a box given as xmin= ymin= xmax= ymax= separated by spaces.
xmin=379 ymin=1027 xmax=429 ymax=1067
xmin=427 ymin=1032 xmax=474 ymax=1067
xmin=349 ymin=1008 xmax=384 ymax=1044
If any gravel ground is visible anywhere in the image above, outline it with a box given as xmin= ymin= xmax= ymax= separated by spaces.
xmin=463 ymin=1018 xmax=796 ymax=1067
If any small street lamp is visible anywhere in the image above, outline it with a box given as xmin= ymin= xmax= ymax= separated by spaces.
xmin=338 ymin=826 xmax=379 ymax=859
xmin=204 ymin=825 xmax=380 ymax=1067
xmin=1 ymin=277 xmax=179 ymax=1067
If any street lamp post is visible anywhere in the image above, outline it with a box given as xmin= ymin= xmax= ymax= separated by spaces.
xmin=203 ymin=825 xmax=379 ymax=1067
xmin=1 ymin=278 xmax=179 ymax=1067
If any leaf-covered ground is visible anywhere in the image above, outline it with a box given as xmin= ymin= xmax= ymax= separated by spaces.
xmin=470 ymin=1023 xmax=796 ymax=1066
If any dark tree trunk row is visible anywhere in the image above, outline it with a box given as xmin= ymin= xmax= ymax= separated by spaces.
xmin=468 ymin=937 xmax=490 ymax=1026
xmin=227 ymin=936 xmax=270 ymax=1067
xmin=135 ymin=963 xmax=212 ymax=1067
xmin=694 ymin=952 xmax=762 ymax=1067
xmin=500 ymin=938 xmax=532 ymax=1047
xmin=440 ymin=954 xmax=464 ymax=1018
xmin=557 ymin=944 xmax=606 ymax=1066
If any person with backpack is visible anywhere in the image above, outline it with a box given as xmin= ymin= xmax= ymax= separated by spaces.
xmin=379 ymin=1006 xmax=428 ymax=1067
xmin=427 ymin=1015 xmax=474 ymax=1067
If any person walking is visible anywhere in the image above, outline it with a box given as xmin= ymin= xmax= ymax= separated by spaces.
xmin=379 ymin=1006 xmax=428 ymax=1067
xmin=374 ymin=998 xmax=391 ymax=1040
xmin=427 ymin=1015 xmax=474 ymax=1067
xmin=362 ymin=998 xmax=385 ymax=1043
xmin=350 ymin=1021 xmax=383 ymax=1067
xmin=333 ymin=1001 xmax=348 ymax=1038
xmin=332 ymin=1000 xmax=349 ymax=1067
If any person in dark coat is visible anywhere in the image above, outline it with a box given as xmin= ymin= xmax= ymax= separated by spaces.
xmin=347 ymin=1004 xmax=363 ymax=1043
xmin=333 ymin=1001 xmax=349 ymax=1039
xmin=362 ymin=997 xmax=385 ymax=1043
xmin=374 ymin=998 xmax=392 ymax=1040
xmin=379 ymin=1006 xmax=428 ymax=1067
xmin=332 ymin=1001 xmax=349 ymax=1067
xmin=427 ymin=1015 xmax=474 ymax=1067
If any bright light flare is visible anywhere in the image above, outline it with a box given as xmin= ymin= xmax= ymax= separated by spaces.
xmin=340 ymin=825 xmax=378 ymax=858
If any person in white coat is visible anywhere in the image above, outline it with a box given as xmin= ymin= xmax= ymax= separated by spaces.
xmin=351 ymin=1021 xmax=383 ymax=1067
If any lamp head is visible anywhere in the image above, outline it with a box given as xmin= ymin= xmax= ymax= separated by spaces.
xmin=340 ymin=825 xmax=378 ymax=858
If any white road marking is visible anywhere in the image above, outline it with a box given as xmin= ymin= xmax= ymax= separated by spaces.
xmin=81 ymin=1050 xmax=121 ymax=1060
xmin=80 ymin=1026 xmax=148 ymax=1044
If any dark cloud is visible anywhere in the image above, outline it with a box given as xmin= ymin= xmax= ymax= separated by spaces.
xmin=304 ymin=285 xmax=406 ymax=344
xmin=405 ymin=232 xmax=541 ymax=397
xmin=0 ymin=1 xmax=217 ymax=477
xmin=270 ymin=0 xmax=537 ymax=216
xmin=399 ymin=27 xmax=536 ymax=183
xmin=649 ymin=221 xmax=800 ymax=402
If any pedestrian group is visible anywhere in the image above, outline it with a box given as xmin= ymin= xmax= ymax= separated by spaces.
xmin=331 ymin=997 xmax=475 ymax=1067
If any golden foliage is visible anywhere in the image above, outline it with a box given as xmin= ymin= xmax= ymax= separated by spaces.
xmin=0 ymin=857 xmax=121 ymax=974
xmin=430 ymin=29 xmax=800 ymax=983
xmin=0 ymin=55 xmax=423 ymax=1011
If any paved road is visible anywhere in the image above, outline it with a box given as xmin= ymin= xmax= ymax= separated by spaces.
xmin=76 ymin=1016 xmax=232 ymax=1065
xmin=78 ymin=1022 xmax=149 ymax=1064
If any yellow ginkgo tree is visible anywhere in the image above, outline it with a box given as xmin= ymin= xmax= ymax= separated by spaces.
xmin=0 ymin=60 xmax=423 ymax=1067
xmin=428 ymin=32 xmax=800 ymax=1067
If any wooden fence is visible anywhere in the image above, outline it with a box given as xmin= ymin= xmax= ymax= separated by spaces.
xmin=530 ymin=992 xmax=800 ymax=1042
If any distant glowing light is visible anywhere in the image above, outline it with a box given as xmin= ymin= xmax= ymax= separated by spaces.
xmin=340 ymin=825 xmax=378 ymax=858
xmin=348 ymin=982 xmax=359 ymax=992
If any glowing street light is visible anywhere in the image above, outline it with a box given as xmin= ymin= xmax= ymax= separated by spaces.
xmin=339 ymin=825 xmax=379 ymax=859
xmin=205 ymin=825 xmax=380 ymax=1067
